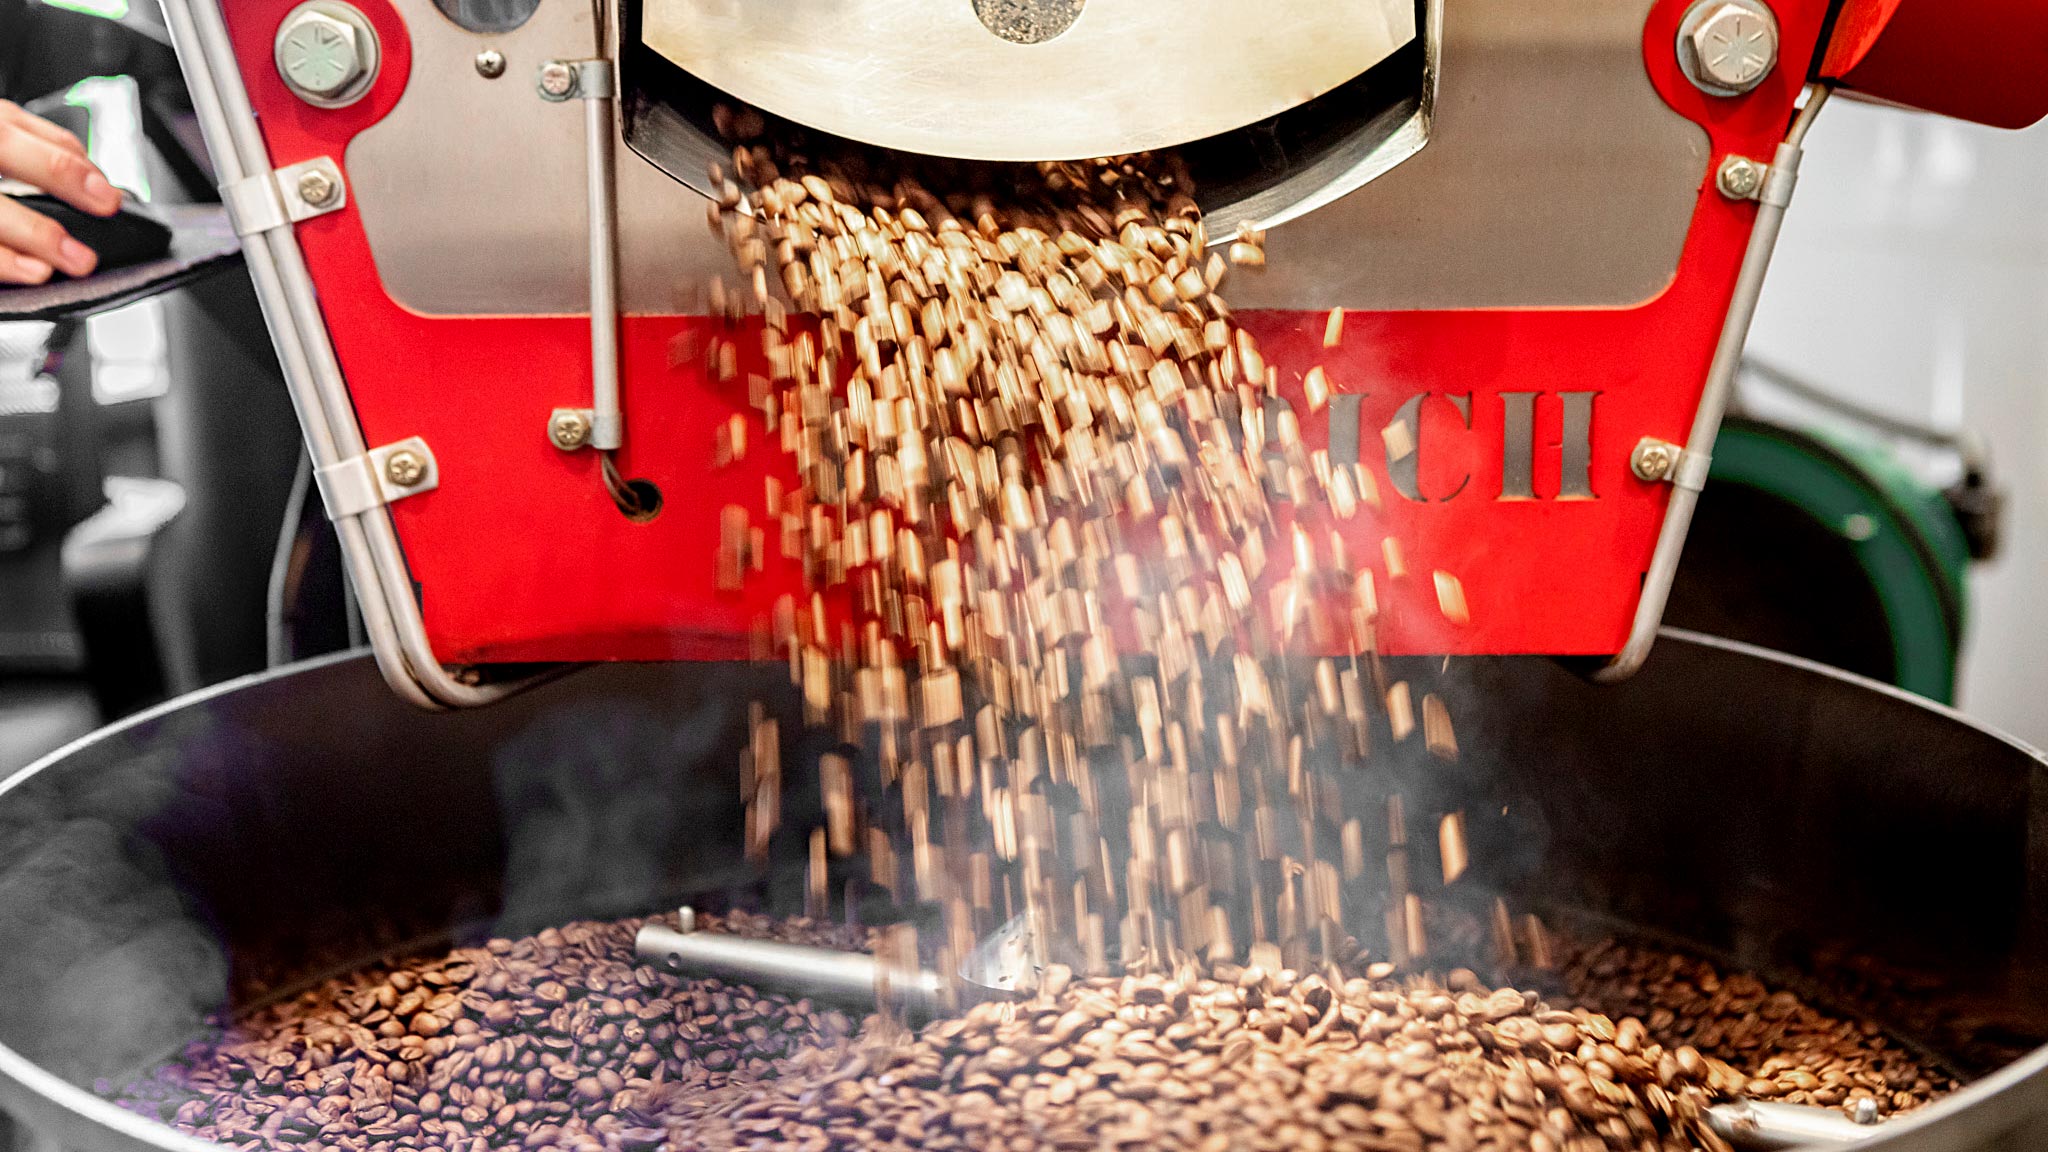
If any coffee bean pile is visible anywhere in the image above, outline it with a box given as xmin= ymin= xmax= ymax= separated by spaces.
xmin=106 ymin=911 xmax=1954 ymax=1152
xmin=1560 ymin=939 xmax=1955 ymax=1116
xmin=105 ymin=913 xmax=865 ymax=1152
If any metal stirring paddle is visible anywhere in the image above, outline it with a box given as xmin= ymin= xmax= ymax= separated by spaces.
xmin=633 ymin=906 xmax=1044 ymax=1021
xmin=635 ymin=910 xmax=1888 ymax=1148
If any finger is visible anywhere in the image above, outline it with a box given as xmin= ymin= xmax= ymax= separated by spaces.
xmin=0 ymin=101 xmax=87 ymax=157
xmin=0 ymin=195 xmax=96 ymax=278
xmin=0 ymin=242 xmax=53 ymax=286
xmin=0 ymin=119 xmax=119 ymax=216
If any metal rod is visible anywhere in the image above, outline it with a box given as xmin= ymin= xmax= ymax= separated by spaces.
xmin=173 ymin=0 xmax=554 ymax=708
xmin=157 ymin=0 xmax=435 ymax=709
xmin=1598 ymin=83 xmax=1831 ymax=682
xmin=585 ymin=72 xmax=622 ymax=452
xmin=634 ymin=923 xmax=943 ymax=1018
xmin=1705 ymin=1099 xmax=1884 ymax=1149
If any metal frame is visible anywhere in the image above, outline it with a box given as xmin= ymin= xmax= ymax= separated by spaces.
xmin=158 ymin=0 xmax=539 ymax=708
xmin=1598 ymin=82 xmax=1831 ymax=681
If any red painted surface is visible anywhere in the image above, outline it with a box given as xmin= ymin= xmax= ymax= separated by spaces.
xmin=1821 ymin=0 xmax=2048 ymax=131
xmin=220 ymin=0 xmax=1836 ymax=664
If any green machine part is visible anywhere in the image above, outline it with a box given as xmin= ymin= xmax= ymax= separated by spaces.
xmin=1665 ymin=416 xmax=1973 ymax=703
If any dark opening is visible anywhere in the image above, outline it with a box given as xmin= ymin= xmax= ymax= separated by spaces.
xmin=613 ymin=478 xmax=663 ymax=523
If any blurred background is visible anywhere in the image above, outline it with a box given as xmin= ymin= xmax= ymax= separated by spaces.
xmin=2 ymin=0 xmax=2044 ymax=789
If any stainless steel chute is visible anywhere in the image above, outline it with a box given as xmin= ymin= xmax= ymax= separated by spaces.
xmin=639 ymin=0 xmax=1417 ymax=162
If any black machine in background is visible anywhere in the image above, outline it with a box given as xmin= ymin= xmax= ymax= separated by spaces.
xmin=0 ymin=0 xmax=349 ymax=776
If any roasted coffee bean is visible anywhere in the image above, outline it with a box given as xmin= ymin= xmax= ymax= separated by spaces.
xmin=107 ymin=911 xmax=1952 ymax=1152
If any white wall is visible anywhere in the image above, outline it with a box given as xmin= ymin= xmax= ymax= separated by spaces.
xmin=1746 ymin=99 xmax=2048 ymax=746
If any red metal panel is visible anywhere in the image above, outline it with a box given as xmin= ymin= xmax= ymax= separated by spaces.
xmin=218 ymin=0 xmax=1833 ymax=664
xmin=1823 ymin=0 xmax=2048 ymax=130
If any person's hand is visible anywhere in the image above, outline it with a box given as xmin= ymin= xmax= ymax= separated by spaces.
xmin=0 ymin=100 xmax=123 ymax=285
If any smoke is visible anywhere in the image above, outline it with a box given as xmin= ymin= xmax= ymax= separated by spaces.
xmin=0 ymin=740 xmax=228 ymax=1088
xmin=487 ymin=664 xmax=808 ymax=938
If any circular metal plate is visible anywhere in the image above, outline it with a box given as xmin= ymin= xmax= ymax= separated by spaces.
xmin=639 ymin=0 xmax=1417 ymax=161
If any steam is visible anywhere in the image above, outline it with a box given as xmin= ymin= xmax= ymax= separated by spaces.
xmin=0 ymin=743 xmax=228 ymax=1088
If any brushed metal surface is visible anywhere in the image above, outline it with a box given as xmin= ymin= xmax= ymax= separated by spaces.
xmin=639 ymin=0 xmax=1413 ymax=162
xmin=1229 ymin=0 xmax=1709 ymax=310
xmin=347 ymin=0 xmax=1703 ymax=314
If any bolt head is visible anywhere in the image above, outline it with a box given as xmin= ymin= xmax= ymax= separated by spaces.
xmin=538 ymin=61 xmax=578 ymax=100
xmin=549 ymin=409 xmax=592 ymax=450
xmin=385 ymin=449 xmax=427 ymax=488
xmin=278 ymin=10 xmax=365 ymax=97
xmin=1717 ymin=155 xmax=1764 ymax=199
xmin=475 ymin=48 xmax=506 ymax=79
xmin=1688 ymin=2 xmax=1778 ymax=94
xmin=297 ymin=168 xmax=339 ymax=207
xmin=1631 ymin=439 xmax=1679 ymax=482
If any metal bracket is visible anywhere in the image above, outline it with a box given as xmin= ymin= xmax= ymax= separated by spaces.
xmin=220 ymin=156 xmax=347 ymax=236
xmin=548 ymin=408 xmax=595 ymax=451
xmin=1717 ymin=152 xmax=1798 ymax=207
xmin=313 ymin=436 xmax=439 ymax=519
xmin=537 ymin=58 xmax=614 ymax=102
xmin=1630 ymin=436 xmax=1710 ymax=492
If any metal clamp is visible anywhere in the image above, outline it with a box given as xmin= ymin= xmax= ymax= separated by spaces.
xmin=313 ymin=436 xmax=439 ymax=519
xmin=538 ymin=58 xmax=613 ymax=102
xmin=1630 ymin=436 xmax=1711 ymax=492
xmin=1717 ymin=153 xmax=1798 ymax=207
xmin=220 ymin=156 xmax=347 ymax=236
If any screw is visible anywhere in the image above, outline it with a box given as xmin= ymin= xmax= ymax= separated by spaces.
xmin=277 ymin=8 xmax=367 ymax=99
xmin=1631 ymin=438 xmax=1680 ymax=483
xmin=475 ymin=48 xmax=506 ymax=79
xmin=538 ymin=60 xmax=578 ymax=100
xmin=549 ymin=409 xmax=592 ymax=450
xmin=297 ymin=168 xmax=339 ymax=207
xmin=384 ymin=449 xmax=427 ymax=488
xmin=1717 ymin=155 xmax=1764 ymax=200
xmin=1682 ymin=1 xmax=1778 ymax=95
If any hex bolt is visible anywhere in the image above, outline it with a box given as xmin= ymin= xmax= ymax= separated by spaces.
xmin=538 ymin=60 xmax=578 ymax=101
xmin=1716 ymin=155 xmax=1765 ymax=200
xmin=1631 ymin=438 xmax=1681 ymax=483
xmin=475 ymin=49 xmax=506 ymax=79
xmin=297 ymin=168 xmax=339 ymax=208
xmin=384 ymin=449 xmax=427 ymax=488
xmin=549 ymin=409 xmax=593 ymax=450
xmin=277 ymin=7 xmax=368 ymax=101
xmin=1678 ymin=0 xmax=1779 ymax=97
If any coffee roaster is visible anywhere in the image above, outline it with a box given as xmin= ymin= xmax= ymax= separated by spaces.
xmin=3 ymin=3 xmax=2048 ymax=1152
xmin=128 ymin=0 xmax=2048 ymax=706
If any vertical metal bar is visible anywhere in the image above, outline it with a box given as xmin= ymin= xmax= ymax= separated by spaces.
xmin=586 ymin=74 xmax=623 ymax=451
xmin=168 ymin=0 xmax=550 ymax=707
xmin=157 ymin=0 xmax=438 ymax=709
xmin=1598 ymin=84 xmax=1831 ymax=682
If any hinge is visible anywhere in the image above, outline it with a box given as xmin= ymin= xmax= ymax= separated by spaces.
xmin=314 ymin=437 xmax=439 ymax=520
xmin=221 ymin=157 xmax=347 ymax=237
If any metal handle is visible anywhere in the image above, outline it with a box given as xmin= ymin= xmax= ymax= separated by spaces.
xmin=634 ymin=922 xmax=943 ymax=1017
xmin=1598 ymin=83 xmax=1832 ymax=682
xmin=1705 ymin=1099 xmax=1885 ymax=1150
